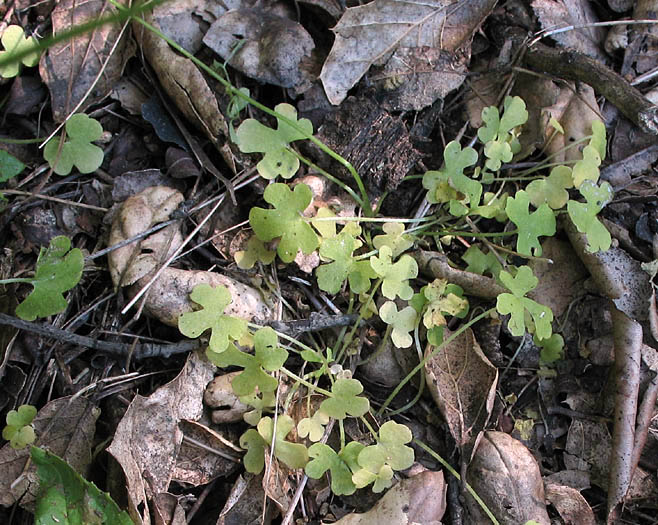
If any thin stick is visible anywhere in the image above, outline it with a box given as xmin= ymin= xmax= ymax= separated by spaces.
xmin=1 ymin=189 xmax=109 ymax=212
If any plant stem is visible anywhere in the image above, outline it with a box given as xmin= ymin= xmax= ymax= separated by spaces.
xmin=413 ymin=439 xmax=501 ymax=525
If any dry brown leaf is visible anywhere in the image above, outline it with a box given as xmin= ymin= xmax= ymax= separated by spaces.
xmin=424 ymin=327 xmax=497 ymax=462
xmin=544 ymin=481 xmax=596 ymax=525
xmin=531 ymin=0 xmax=606 ymax=59
xmin=542 ymin=84 xmax=601 ymax=163
xmin=320 ymin=0 xmax=496 ymax=109
xmin=464 ymin=431 xmax=550 ymax=524
xmin=107 ymin=351 xmax=215 ymax=525
xmin=203 ymin=8 xmax=315 ymax=93
xmin=133 ymin=10 xmax=228 ymax=144
xmin=173 ymin=420 xmax=240 ymax=486
xmin=528 ymin=237 xmax=587 ymax=318
xmin=153 ymin=493 xmax=187 ymax=525
xmin=216 ymin=474 xmax=269 ymax=525
xmin=0 ymin=396 xmax=99 ymax=510
xmin=334 ymin=470 xmax=447 ymax=524
xmin=39 ymin=0 xmax=134 ymax=122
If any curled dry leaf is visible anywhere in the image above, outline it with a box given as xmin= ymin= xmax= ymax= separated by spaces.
xmin=108 ymin=186 xmax=274 ymax=326
xmin=424 ymin=327 xmax=497 ymax=463
xmin=320 ymin=0 xmax=496 ymax=109
xmin=107 ymin=351 xmax=215 ymax=525
xmin=334 ymin=470 xmax=446 ymax=525
xmin=39 ymin=0 xmax=134 ymax=122
xmin=203 ymin=7 xmax=315 ymax=93
xmin=545 ymin=481 xmax=596 ymax=525
xmin=464 ymin=431 xmax=550 ymax=525
xmin=132 ymin=8 xmax=229 ymax=146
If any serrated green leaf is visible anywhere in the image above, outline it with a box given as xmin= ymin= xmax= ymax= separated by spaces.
xmin=567 ymin=180 xmax=613 ymax=253
xmin=306 ymin=443 xmax=357 ymax=495
xmin=320 ymin=378 xmax=370 ymax=420
xmin=178 ymin=284 xmax=248 ymax=354
xmin=370 ymin=246 xmax=418 ymax=301
xmin=234 ymin=103 xmax=313 ymax=179
xmin=15 ymin=236 xmax=84 ymax=321
xmin=526 ymin=165 xmax=573 ymax=210
xmin=505 ymin=190 xmax=556 ymax=257
xmin=43 ymin=114 xmax=104 ymax=175
xmin=0 ymin=25 xmax=40 ymax=78
xmin=31 ymin=447 xmax=134 ymax=525
xmin=249 ymin=183 xmax=319 ymax=262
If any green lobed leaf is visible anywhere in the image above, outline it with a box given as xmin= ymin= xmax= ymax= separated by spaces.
xmin=421 ymin=279 xmax=469 ymax=329
xmin=496 ymin=266 xmax=553 ymax=339
xmin=3 ymin=405 xmax=37 ymax=449
xmin=249 ymin=183 xmax=319 ymax=263
xmin=234 ymin=103 xmax=313 ymax=179
xmin=317 ymin=231 xmax=366 ymax=294
xmin=462 ymin=246 xmax=503 ymax=280
xmin=422 ymin=141 xmax=478 ymax=206
xmin=369 ymin=246 xmax=418 ymax=301
xmin=43 ymin=114 xmax=104 ymax=176
xmin=379 ymin=301 xmax=417 ymax=349
xmin=234 ymin=235 xmax=276 ymax=269
xmin=306 ymin=443 xmax=357 ymax=495
xmin=320 ymin=378 xmax=370 ymax=420
xmin=177 ymin=284 xmax=248 ymax=354
xmin=15 ymin=236 xmax=84 ymax=321
xmin=211 ymin=327 xmax=287 ymax=396
xmin=297 ymin=410 xmax=329 ymax=442
xmin=505 ymin=190 xmax=556 ymax=257
xmin=572 ymin=144 xmax=601 ymax=188
xmin=0 ymin=25 xmax=40 ymax=78
xmin=567 ymin=180 xmax=613 ymax=253
xmin=526 ymin=165 xmax=573 ymax=210
xmin=535 ymin=333 xmax=564 ymax=364
xmin=258 ymin=415 xmax=309 ymax=469
xmin=31 ymin=447 xmax=134 ymax=525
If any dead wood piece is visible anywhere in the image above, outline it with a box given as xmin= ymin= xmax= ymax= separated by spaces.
xmin=413 ymin=250 xmax=506 ymax=299
xmin=303 ymin=96 xmax=423 ymax=194
xmin=524 ymin=43 xmax=658 ymax=135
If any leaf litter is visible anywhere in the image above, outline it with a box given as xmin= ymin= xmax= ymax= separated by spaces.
xmin=2 ymin=0 xmax=658 ymax=524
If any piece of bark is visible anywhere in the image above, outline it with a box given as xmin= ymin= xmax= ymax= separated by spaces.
xmin=302 ymin=96 xmax=423 ymax=195
xmin=523 ymin=43 xmax=658 ymax=135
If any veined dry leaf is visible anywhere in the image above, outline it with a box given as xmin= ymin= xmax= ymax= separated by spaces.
xmin=39 ymin=0 xmax=134 ymax=122
xmin=107 ymin=351 xmax=215 ymax=525
xmin=203 ymin=8 xmax=315 ymax=93
xmin=334 ymin=470 xmax=446 ymax=524
xmin=424 ymin=327 xmax=497 ymax=462
xmin=465 ymin=431 xmax=550 ymax=524
xmin=545 ymin=481 xmax=596 ymax=525
xmin=531 ymin=0 xmax=606 ymax=60
xmin=320 ymin=0 xmax=496 ymax=108
xmin=0 ymin=396 xmax=99 ymax=510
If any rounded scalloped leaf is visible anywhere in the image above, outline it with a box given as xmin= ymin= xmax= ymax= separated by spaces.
xmin=0 ymin=25 xmax=40 ymax=78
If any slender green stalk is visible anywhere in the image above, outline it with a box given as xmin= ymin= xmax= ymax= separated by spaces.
xmin=377 ymin=308 xmax=496 ymax=415
xmin=121 ymin=5 xmax=373 ymax=213
xmin=413 ymin=439 xmax=500 ymax=525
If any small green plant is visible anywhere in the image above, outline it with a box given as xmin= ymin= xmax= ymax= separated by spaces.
xmin=0 ymin=25 xmax=40 ymax=78
xmin=0 ymin=236 xmax=84 ymax=321
xmin=2 ymin=404 xmax=37 ymax=449
xmin=171 ymin=94 xmax=615 ymax=504
xmin=43 ymin=114 xmax=105 ymax=175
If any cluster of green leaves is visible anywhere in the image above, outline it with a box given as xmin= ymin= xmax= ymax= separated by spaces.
xmin=2 ymin=404 xmax=37 ymax=449
xmin=0 ymin=236 xmax=84 ymax=321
